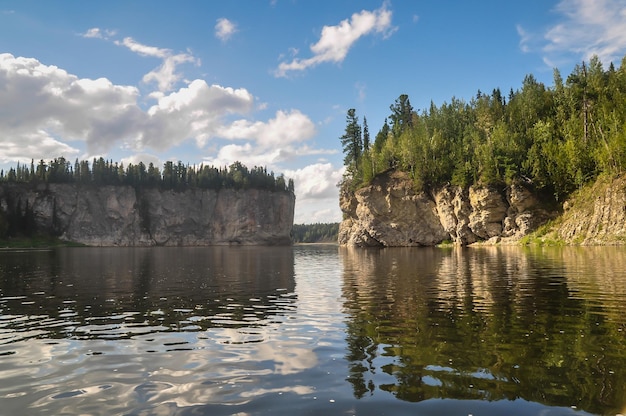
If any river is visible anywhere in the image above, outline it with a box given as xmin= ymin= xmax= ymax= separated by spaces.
xmin=0 ymin=245 xmax=624 ymax=415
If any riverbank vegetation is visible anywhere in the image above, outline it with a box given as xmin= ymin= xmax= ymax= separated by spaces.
xmin=0 ymin=236 xmax=84 ymax=249
xmin=292 ymin=223 xmax=339 ymax=243
xmin=340 ymin=55 xmax=626 ymax=204
xmin=0 ymin=158 xmax=294 ymax=193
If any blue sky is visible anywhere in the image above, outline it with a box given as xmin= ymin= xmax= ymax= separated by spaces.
xmin=1 ymin=0 xmax=626 ymax=223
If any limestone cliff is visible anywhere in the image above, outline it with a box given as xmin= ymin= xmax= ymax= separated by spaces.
xmin=549 ymin=174 xmax=626 ymax=245
xmin=339 ymin=170 xmax=553 ymax=247
xmin=0 ymin=183 xmax=294 ymax=246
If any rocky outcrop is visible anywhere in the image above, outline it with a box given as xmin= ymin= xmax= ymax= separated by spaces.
xmin=339 ymin=171 xmax=553 ymax=247
xmin=0 ymin=183 xmax=294 ymax=246
xmin=554 ymin=175 xmax=626 ymax=245
xmin=339 ymin=171 xmax=448 ymax=247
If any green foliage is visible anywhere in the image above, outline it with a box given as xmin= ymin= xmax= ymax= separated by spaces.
xmin=0 ymin=158 xmax=294 ymax=193
xmin=292 ymin=223 xmax=339 ymax=243
xmin=0 ymin=235 xmax=84 ymax=248
xmin=340 ymin=108 xmax=363 ymax=178
xmin=342 ymin=248 xmax=626 ymax=413
xmin=0 ymin=210 xmax=8 ymax=239
xmin=519 ymin=220 xmax=565 ymax=246
xmin=342 ymin=54 xmax=626 ymax=202
xmin=389 ymin=94 xmax=414 ymax=138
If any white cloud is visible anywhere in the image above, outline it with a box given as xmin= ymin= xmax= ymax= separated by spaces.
xmin=142 ymin=53 xmax=199 ymax=93
xmin=275 ymin=2 xmax=396 ymax=77
xmin=142 ymin=79 xmax=255 ymax=150
xmin=81 ymin=27 xmax=116 ymax=40
xmin=0 ymin=53 xmax=142 ymax=157
xmin=116 ymin=36 xmax=169 ymax=58
xmin=355 ymin=81 xmax=366 ymax=102
xmin=112 ymin=36 xmax=198 ymax=92
xmin=284 ymin=163 xmax=345 ymax=223
xmin=217 ymin=109 xmax=317 ymax=149
xmin=0 ymin=130 xmax=79 ymax=165
xmin=0 ymin=53 xmax=255 ymax=158
xmin=215 ymin=18 xmax=238 ymax=42
xmin=516 ymin=24 xmax=531 ymax=53
xmin=204 ymin=143 xmax=295 ymax=169
xmin=0 ymin=52 xmax=335 ymax=192
xmin=286 ymin=163 xmax=343 ymax=200
xmin=0 ymin=43 xmax=343 ymax=223
xmin=526 ymin=0 xmax=626 ymax=66
xmin=120 ymin=153 xmax=161 ymax=168
xmin=82 ymin=27 xmax=104 ymax=39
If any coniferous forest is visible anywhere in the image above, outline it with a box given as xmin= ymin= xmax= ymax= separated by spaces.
xmin=0 ymin=159 xmax=294 ymax=242
xmin=291 ymin=222 xmax=339 ymax=243
xmin=0 ymin=158 xmax=294 ymax=193
xmin=340 ymin=55 xmax=626 ymax=202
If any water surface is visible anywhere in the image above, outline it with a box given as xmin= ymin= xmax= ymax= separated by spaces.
xmin=0 ymin=245 xmax=624 ymax=415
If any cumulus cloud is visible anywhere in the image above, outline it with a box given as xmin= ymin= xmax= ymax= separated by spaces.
xmin=0 ymin=53 xmax=142 ymax=157
xmin=80 ymin=31 xmax=198 ymax=92
xmin=120 ymin=153 xmax=161 ymax=168
xmin=284 ymin=163 xmax=345 ymax=223
xmin=0 ymin=53 xmax=331 ymax=177
xmin=112 ymin=36 xmax=198 ymax=92
xmin=0 ymin=53 xmax=255 ymax=158
xmin=286 ymin=163 xmax=343 ymax=200
xmin=0 ymin=130 xmax=79 ymax=164
xmin=1 ymin=40 xmax=342 ymax=222
xmin=217 ymin=109 xmax=317 ymax=148
xmin=521 ymin=0 xmax=626 ymax=66
xmin=215 ymin=18 xmax=238 ymax=42
xmin=275 ymin=2 xmax=396 ymax=77
xmin=204 ymin=143 xmax=294 ymax=169
xmin=143 ymin=79 xmax=255 ymax=149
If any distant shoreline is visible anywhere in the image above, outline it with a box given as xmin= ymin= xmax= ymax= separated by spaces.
xmin=294 ymin=241 xmax=338 ymax=246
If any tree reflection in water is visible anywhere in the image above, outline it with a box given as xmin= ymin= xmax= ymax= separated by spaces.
xmin=340 ymin=246 xmax=626 ymax=415
xmin=0 ymin=247 xmax=296 ymax=342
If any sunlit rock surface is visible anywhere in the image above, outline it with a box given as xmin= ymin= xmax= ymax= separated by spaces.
xmin=0 ymin=184 xmax=294 ymax=246
xmin=339 ymin=170 xmax=552 ymax=247
xmin=556 ymin=175 xmax=626 ymax=245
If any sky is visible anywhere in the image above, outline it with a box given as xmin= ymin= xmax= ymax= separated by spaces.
xmin=1 ymin=0 xmax=626 ymax=224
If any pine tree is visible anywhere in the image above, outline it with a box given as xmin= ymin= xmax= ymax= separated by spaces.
xmin=362 ymin=116 xmax=370 ymax=152
xmin=340 ymin=108 xmax=363 ymax=174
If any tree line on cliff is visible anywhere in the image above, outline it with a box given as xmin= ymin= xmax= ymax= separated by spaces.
xmin=341 ymin=55 xmax=626 ymax=202
xmin=0 ymin=158 xmax=294 ymax=193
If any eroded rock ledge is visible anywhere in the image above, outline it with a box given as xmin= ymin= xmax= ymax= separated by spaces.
xmin=0 ymin=183 xmax=294 ymax=246
xmin=339 ymin=171 xmax=552 ymax=247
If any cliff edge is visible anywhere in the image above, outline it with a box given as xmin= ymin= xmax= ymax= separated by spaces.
xmin=0 ymin=184 xmax=294 ymax=246
xmin=338 ymin=170 xmax=553 ymax=247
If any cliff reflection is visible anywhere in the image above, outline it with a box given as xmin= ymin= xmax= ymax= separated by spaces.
xmin=340 ymin=246 xmax=626 ymax=415
xmin=0 ymin=247 xmax=296 ymax=343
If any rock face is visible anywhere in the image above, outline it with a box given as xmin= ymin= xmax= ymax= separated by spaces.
xmin=0 ymin=184 xmax=295 ymax=246
xmin=556 ymin=175 xmax=626 ymax=245
xmin=339 ymin=171 xmax=448 ymax=247
xmin=339 ymin=171 xmax=552 ymax=247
